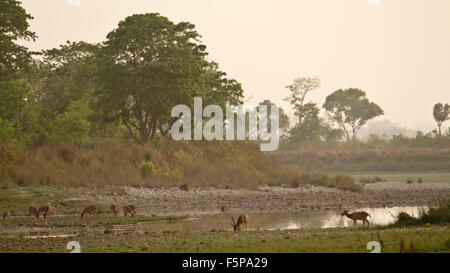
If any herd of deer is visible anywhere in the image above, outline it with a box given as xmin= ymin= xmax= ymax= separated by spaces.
xmin=1 ymin=204 xmax=137 ymax=221
xmin=2 ymin=205 xmax=372 ymax=230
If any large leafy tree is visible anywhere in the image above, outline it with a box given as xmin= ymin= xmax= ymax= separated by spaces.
xmin=323 ymin=88 xmax=384 ymax=141
xmin=433 ymin=103 xmax=450 ymax=137
xmin=0 ymin=0 xmax=36 ymax=80
xmin=96 ymin=13 xmax=243 ymax=144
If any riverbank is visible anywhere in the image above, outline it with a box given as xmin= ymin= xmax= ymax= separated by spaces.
xmin=1 ymin=182 xmax=448 ymax=217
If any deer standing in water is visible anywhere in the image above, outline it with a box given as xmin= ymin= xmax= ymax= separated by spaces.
xmin=341 ymin=210 xmax=371 ymax=227
xmin=81 ymin=205 xmax=99 ymax=220
xmin=38 ymin=205 xmax=52 ymax=218
xmin=230 ymin=214 xmax=249 ymax=231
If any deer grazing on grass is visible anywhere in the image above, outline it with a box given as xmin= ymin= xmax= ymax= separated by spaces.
xmin=110 ymin=204 xmax=119 ymax=215
xmin=123 ymin=205 xmax=136 ymax=217
xmin=81 ymin=205 xmax=99 ymax=220
xmin=38 ymin=205 xmax=52 ymax=218
xmin=2 ymin=211 xmax=10 ymax=220
xmin=230 ymin=214 xmax=249 ymax=231
xmin=27 ymin=207 xmax=40 ymax=218
xmin=341 ymin=210 xmax=371 ymax=227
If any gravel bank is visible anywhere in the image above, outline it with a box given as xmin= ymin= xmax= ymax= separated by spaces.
xmin=83 ymin=182 xmax=450 ymax=216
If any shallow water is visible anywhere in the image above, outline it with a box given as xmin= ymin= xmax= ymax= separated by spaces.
xmin=135 ymin=206 xmax=428 ymax=233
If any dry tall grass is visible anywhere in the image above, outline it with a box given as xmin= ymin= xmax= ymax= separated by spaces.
xmin=0 ymin=139 xmax=362 ymax=191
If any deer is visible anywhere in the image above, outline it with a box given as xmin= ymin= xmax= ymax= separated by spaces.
xmin=341 ymin=210 xmax=371 ymax=227
xmin=230 ymin=214 xmax=249 ymax=231
xmin=38 ymin=205 xmax=52 ymax=218
xmin=2 ymin=211 xmax=10 ymax=220
xmin=27 ymin=207 xmax=40 ymax=218
xmin=123 ymin=205 xmax=136 ymax=217
xmin=81 ymin=205 xmax=99 ymax=220
xmin=110 ymin=204 xmax=119 ymax=215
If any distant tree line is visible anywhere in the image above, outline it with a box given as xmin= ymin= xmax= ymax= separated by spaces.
xmin=279 ymin=76 xmax=450 ymax=148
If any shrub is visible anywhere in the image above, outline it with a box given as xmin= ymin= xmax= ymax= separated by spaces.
xmin=0 ymin=118 xmax=16 ymax=142
xmin=139 ymin=161 xmax=159 ymax=178
xmin=390 ymin=199 xmax=450 ymax=227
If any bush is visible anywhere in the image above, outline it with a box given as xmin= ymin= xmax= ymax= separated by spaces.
xmin=0 ymin=118 xmax=16 ymax=142
xmin=139 ymin=161 xmax=159 ymax=178
xmin=390 ymin=199 xmax=450 ymax=227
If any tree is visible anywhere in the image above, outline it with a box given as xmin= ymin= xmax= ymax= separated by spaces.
xmin=258 ymin=100 xmax=290 ymax=132
xmin=54 ymin=99 xmax=92 ymax=143
xmin=323 ymin=88 xmax=384 ymax=141
xmin=284 ymin=77 xmax=320 ymax=126
xmin=96 ymin=13 xmax=243 ymax=144
xmin=0 ymin=0 xmax=36 ymax=80
xmin=37 ymin=41 xmax=99 ymax=118
xmin=288 ymin=103 xmax=323 ymax=145
xmin=433 ymin=103 xmax=450 ymax=137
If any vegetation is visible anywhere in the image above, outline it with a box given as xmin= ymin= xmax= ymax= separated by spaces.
xmin=0 ymin=227 xmax=448 ymax=253
xmin=276 ymin=134 xmax=450 ymax=172
xmin=0 ymin=139 xmax=363 ymax=191
xmin=323 ymin=88 xmax=384 ymax=141
xmin=433 ymin=103 xmax=450 ymax=137
xmin=389 ymin=199 xmax=450 ymax=228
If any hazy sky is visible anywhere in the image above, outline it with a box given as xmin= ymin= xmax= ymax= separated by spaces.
xmin=20 ymin=0 xmax=450 ymax=130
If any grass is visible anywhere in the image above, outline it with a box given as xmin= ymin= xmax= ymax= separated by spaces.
xmin=274 ymin=145 xmax=450 ymax=173
xmin=0 ymin=140 xmax=362 ymax=191
xmin=0 ymin=226 xmax=448 ymax=253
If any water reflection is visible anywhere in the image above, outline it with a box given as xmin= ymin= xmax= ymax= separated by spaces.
xmin=136 ymin=206 xmax=428 ymax=233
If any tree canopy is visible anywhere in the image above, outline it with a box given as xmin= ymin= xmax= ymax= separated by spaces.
xmin=0 ymin=0 xmax=36 ymax=80
xmin=96 ymin=13 xmax=243 ymax=144
xmin=323 ymin=88 xmax=384 ymax=141
xmin=433 ymin=103 xmax=450 ymax=137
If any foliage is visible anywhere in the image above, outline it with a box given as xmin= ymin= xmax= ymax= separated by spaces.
xmin=96 ymin=13 xmax=243 ymax=144
xmin=0 ymin=0 xmax=36 ymax=80
xmin=390 ymin=199 xmax=450 ymax=227
xmin=53 ymin=99 xmax=92 ymax=143
xmin=139 ymin=161 xmax=159 ymax=178
xmin=323 ymin=88 xmax=384 ymax=141
xmin=0 ymin=118 xmax=16 ymax=142
xmin=433 ymin=103 xmax=450 ymax=136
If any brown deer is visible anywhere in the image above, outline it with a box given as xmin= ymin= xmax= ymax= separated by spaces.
xmin=27 ymin=207 xmax=40 ymax=218
xmin=81 ymin=205 xmax=99 ymax=220
xmin=230 ymin=214 xmax=249 ymax=231
xmin=123 ymin=205 xmax=136 ymax=217
xmin=2 ymin=211 xmax=10 ymax=220
xmin=38 ymin=205 xmax=52 ymax=218
xmin=341 ymin=210 xmax=371 ymax=227
xmin=110 ymin=204 xmax=119 ymax=215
